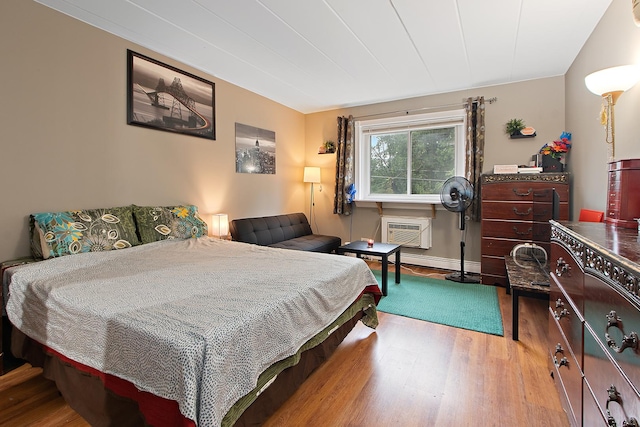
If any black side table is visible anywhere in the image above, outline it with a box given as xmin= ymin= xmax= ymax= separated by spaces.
xmin=505 ymin=257 xmax=550 ymax=341
xmin=337 ymin=241 xmax=401 ymax=296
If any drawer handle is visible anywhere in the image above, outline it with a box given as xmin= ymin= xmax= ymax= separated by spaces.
xmin=555 ymin=257 xmax=571 ymax=277
xmin=553 ymin=356 xmax=569 ymax=368
xmin=554 ymin=343 xmax=564 ymax=355
xmin=605 ymin=385 xmax=639 ymax=427
xmin=605 ymin=311 xmax=639 ymax=354
xmin=512 ymin=207 xmax=532 ymax=216
xmin=555 ymin=308 xmax=570 ymax=320
xmin=512 ymin=226 xmax=532 ymax=236
xmin=607 ymin=310 xmax=621 ymax=328
xmin=512 ymin=188 xmax=532 ymax=197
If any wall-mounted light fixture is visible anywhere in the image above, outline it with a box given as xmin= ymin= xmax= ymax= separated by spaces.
xmin=303 ymin=166 xmax=321 ymax=227
xmin=584 ymin=64 xmax=640 ymax=160
xmin=211 ymin=213 xmax=229 ymax=239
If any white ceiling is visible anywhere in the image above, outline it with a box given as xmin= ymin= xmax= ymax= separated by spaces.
xmin=35 ymin=0 xmax=612 ymax=113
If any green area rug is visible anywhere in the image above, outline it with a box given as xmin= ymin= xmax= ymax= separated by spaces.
xmin=373 ymin=270 xmax=504 ymax=336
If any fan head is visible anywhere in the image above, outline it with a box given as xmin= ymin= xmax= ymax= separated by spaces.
xmin=440 ymin=176 xmax=474 ymax=212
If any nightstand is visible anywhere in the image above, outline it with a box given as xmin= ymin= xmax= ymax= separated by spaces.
xmin=1 ymin=257 xmax=36 ymax=375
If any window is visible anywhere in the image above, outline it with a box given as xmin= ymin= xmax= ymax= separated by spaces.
xmin=355 ymin=109 xmax=466 ymax=204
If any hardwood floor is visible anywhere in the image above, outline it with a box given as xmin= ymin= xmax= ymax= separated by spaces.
xmin=0 ymin=263 xmax=568 ymax=426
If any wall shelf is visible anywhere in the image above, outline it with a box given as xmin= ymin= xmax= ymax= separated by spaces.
xmin=509 ymin=133 xmax=536 ymax=139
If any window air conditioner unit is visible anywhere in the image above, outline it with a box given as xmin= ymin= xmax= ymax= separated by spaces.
xmin=381 ymin=216 xmax=431 ymax=249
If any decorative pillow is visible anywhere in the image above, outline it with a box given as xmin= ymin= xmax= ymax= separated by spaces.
xmin=133 ymin=205 xmax=208 ymax=244
xmin=30 ymin=206 xmax=141 ymax=259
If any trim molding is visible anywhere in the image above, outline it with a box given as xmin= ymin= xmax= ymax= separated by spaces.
xmin=401 ymin=253 xmax=481 ymax=273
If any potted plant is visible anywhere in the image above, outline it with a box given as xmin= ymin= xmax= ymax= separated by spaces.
xmin=324 ymin=140 xmax=336 ymax=153
xmin=505 ymin=119 xmax=525 ymax=136
xmin=539 ymin=132 xmax=572 ymax=172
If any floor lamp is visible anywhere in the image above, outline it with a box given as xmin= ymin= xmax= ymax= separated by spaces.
xmin=584 ymin=64 xmax=640 ymax=160
xmin=303 ymin=167 xmax=321 ymax=226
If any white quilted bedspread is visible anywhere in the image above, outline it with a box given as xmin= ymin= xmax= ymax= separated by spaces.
xmin=5 ymin=237 xmax=378 ymax=426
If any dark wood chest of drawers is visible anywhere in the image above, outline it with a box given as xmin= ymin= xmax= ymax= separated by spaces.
xmin=549 ymin=222 xmax=640 ymax=427
xmin=480 ymin=173 xmax=570 ymax=287
xmin=606 ymin=158 xmax=640 ymax=229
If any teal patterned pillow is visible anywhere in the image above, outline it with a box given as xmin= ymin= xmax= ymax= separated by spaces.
xmin=30 ymin=206 xmax=141 ymax=259
xmin=133 ymin=205 xmax=208 ymax=244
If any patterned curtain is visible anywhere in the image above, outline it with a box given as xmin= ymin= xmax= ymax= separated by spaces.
xmin=464 ymin=96 xmax=485 ymax=221
xmin=333 ymin=115 xmax=355 ymax=215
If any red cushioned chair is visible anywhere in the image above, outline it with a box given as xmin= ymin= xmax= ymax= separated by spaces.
xmin=579 ymin=209 xmax=604 ymax=222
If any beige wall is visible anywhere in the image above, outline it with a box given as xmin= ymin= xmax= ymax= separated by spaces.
xmin=305 ymin=77 xmax=565 ymax=263
xmin=566 ymin=0 xmax=640 ymax=217
xmin=0 ymin=0 xmax=306 ymax=261
xmin=4 ymin=0 xmax=633 ymax=266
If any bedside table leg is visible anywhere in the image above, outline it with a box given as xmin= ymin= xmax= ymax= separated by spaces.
xmin=512 ymin=289 xmax=519 ymax=341
xmin=381 ymin=255 xmax=388 ymax=296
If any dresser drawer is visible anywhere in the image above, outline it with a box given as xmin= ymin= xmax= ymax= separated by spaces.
xmin=482 ymin=220 xmax=533 ymax=240
xmin=482 ymin=182 xmax=568 ymax=202
xmin=482 ymin=201 xmax=534 ymax=220
xmin=481 ymin=255 xmax=506 ymax=278
xmin=550 ymin=310 xmax=582 ymax=374
xmin=584 ymin=274 xmax=640 ymax=388
xmin=480 ymin=271 xmax=508 ymax=287
xmin=607 ymin=206 xmax=620 ymax=220
xmin=551 ymin=241 xmax=584 ymax=314
xmin=583 ymin=380 xmax=607 ymax=427
xmin=482 ymin=238 xmax=551 ymax=259
xmin=550 ymin=280 xmax=584 ymax=366
xmin=550 ymin=312 xmax=583 ymax=426
xmin=481 ymin=237 xmax=514 ymax=257
xmin=533 ymin=203 xmax=569 ymax=222
xmin=533 ymin=222 xmax=551 ymax=241
xmin=583 ymin=324 xmax=640 ymax=427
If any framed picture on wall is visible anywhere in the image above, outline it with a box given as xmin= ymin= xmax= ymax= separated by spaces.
xmin=127 ymin=50 xmax=215 ymax=140
xmin=235 ymin=123 xmax=276 ymax=174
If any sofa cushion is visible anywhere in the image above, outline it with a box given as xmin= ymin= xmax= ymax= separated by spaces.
xmin=230 ymin=213 xmax=341 ymax=253
xmin=269 ymin=234 xmax=341 ymax=253
xmin=230 ymin=213 xmax=313 ymax=246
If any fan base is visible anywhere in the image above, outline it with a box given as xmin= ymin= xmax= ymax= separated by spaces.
xmin=445 ymin=271 xmax=480 ymax=284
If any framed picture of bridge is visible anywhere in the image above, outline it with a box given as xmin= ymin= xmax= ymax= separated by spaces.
xmin=127 ymin=50 xmax=215 ymax=140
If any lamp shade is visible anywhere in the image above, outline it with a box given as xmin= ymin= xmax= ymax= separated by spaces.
xmin=303 ymin=166 xmax=321 ymax=183
xmin=585 ymin=65 xmax=640 ymax=96
xmin=211 ymin=213 xmax=229 ymax=237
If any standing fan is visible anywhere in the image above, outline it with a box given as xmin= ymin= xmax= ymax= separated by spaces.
xmin=440 ymin=176 xmax=480 ymax=283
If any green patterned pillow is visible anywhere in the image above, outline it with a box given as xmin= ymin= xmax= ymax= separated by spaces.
xmin=30 ymin=206 xmax=141 ymax=259
xmin=133 ymin=205 xmax=208 ymax=244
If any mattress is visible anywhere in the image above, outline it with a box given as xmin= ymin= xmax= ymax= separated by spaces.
xmin=5 ymin=237 xmax=380 ymax=426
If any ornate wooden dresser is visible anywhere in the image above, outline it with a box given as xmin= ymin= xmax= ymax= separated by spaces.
xmin=549 ymin=221 xmax=640 ymax=426
xmin=480 ymin=173 xmax=570 ymax=287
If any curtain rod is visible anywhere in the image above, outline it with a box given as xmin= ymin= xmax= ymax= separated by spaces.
xmin=352 ymin=96 xmax=497 ymax=120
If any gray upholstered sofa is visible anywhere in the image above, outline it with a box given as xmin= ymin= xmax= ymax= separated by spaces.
xmin=229 ymin=212 xmax=341 ymax=253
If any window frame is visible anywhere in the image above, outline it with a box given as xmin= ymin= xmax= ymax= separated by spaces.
xmin=354 ymin=109 xmax=467 ymax=204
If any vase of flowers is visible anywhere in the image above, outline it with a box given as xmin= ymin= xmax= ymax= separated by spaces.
xmin=539 ymin=132 xmax=571 ymax=172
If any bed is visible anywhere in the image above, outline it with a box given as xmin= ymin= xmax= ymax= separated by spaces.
xmin=2 ymin=205 xmax=381 ymax=426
